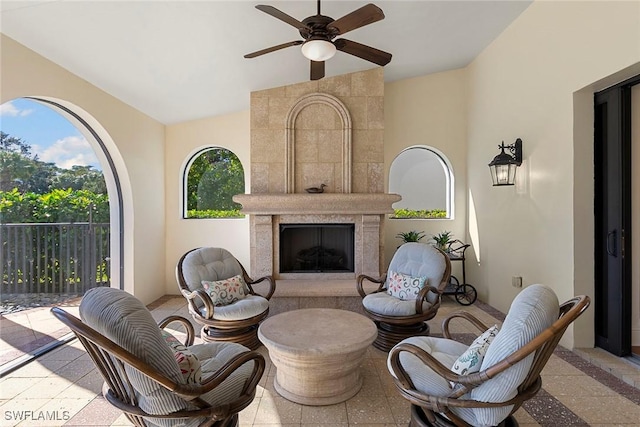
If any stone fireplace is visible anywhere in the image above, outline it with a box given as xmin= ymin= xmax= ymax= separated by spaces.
xmin=279 ymin=223 xmax=355 ymax=273
xmin=233 ymin=68 xmax=400 ymax=280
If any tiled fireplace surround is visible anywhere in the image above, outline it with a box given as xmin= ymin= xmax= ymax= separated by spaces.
xmin=233 ymin=68 xmax=400 ymax=280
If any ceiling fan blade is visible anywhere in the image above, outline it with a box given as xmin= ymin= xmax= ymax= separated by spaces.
xmin=255 ymin=5 xmax=311 ymax=32
xmin=244 ymin=40 xmax=303 ymax=59
xmin=334 ymin=38 xmax=392 ymax=66
xmin=310 ymin=60 xmax=325 ymax=81
xmin=327 ymin=4 xmax=384 ymax=36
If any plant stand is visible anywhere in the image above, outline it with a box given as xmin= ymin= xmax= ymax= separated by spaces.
xmin=442 ymin=240 xmax=478 ymax=305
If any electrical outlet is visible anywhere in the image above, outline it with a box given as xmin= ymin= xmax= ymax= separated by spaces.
xmin=512 ymin=276 xmax=523 ymax=288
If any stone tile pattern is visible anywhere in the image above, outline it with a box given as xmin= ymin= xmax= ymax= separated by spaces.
xmin=244 ymin=68 xmax=390 ymax=280
xmin=3 ymin=294 xmax=640 ymax=426
xmin=250 ymin=68 xmax=384 ymax=195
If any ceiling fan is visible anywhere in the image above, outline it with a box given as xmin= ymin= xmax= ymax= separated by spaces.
xmin=244 ymin=0 xmax=392 ymax=80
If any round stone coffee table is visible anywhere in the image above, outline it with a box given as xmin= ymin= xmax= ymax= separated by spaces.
xmin=258 ymin=308 xmax=377 ymax=405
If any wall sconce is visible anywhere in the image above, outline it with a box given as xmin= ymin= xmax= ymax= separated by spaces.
xmin=488 ymin=138 xmax=523 ymax=186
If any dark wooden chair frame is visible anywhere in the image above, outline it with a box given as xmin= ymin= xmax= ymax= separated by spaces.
xmin=176 ymin=248 xmax=276 ymax=350
xmin=388 ymin=294 xmax=590 ymax=427
xmin=51 ymin=307 xmax=265 ymax=427
xmin=357 ymin=247 xmax=452 ymax=352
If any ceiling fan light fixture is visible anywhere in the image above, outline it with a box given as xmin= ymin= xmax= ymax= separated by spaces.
xmin=301 ymin=39 xmax=336 ymax=61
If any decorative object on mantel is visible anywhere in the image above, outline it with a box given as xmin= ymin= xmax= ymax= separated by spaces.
xmin=305 ymin=183 xmax=327 ymax=193
xmin=244 ymin=0 xmax=392 ymax=80
xmin=488 ymin=138 xmax=523 ymax=186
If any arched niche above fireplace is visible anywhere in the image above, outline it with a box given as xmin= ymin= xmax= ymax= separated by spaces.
xmin=285 ymin=93 xmax=352 ymax=194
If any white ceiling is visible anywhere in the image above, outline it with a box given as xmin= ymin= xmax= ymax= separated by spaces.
xmin=1 ymin=0 xmax=532 ymax=124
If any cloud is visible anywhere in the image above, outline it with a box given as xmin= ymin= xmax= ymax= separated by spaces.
xmin=32 ymin=136 xmax=101 ymax=170
xmin=0 ymin=101 xmax=34 ymax=117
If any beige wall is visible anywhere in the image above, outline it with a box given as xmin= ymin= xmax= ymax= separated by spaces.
xmin=250 ymin=69 xmax=385 ymax=195
xmin=383 ymin=69 xmax=468 ymax=272
xmin=465 ymin=1 xmax=640 ymax=347
xmin=164 ymin=111 xmax=251 ymax=294
xmin=1 ymin=34 xmax=166 ymax=305
xmin=5 ymin=2 xmax=640 ymax=351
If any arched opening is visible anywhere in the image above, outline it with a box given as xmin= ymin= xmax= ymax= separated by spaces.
xmin=2 ymin=96 xmax=132 ymax=374
xmin=389 ymin=145 xmax=455 ymax=219
xmin=285 ymin=93 xmax=352 ymax=194
xmin=1 ymin=97 xmax=128 ymax=293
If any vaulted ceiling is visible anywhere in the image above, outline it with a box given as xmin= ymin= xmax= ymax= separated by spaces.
xmin=1 ymin=1 xmax=532 ymax=124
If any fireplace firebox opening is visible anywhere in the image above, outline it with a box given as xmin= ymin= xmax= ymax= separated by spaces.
xmin=279 ymin=224 xmax=355 ymax=273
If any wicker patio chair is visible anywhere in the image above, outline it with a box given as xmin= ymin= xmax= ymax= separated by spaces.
xmin=357 ymin=242 xmax=452 ymax=352
xmin=388 ymin=284 xmax=590 ymax=427
xmin=51 ymin=287 xmax=265 ymax=427
xmin=176 ymin=247 xmax=276 ymax=350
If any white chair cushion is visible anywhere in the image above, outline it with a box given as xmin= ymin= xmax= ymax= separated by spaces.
xmin=80 ymin=288 xmax=188 ymax=419
xmin=387 ymin=336 xmax=477 ymax=425
xmin=362 ymin=292 xmax=433 ymax=317
xmin=146 ymin=341 xmax=256 ymax=427
xmin=179 ymin=248 xmax=245 ymax=293
xmin=81 ymin=288 xmax=259 ymax=427
xmin=387 ymin=243 xmax=446 ymax=294
xmin=160 ymin=331 xmax=202 ymax=384
xmin=387 ymin=284 xmax=560 ymax=427
xmin=190 ymin=342 xmax=255 ymax=407
xmin=471 ymin=284 xmax=559 ymax=427
xmin=199 ymin=295 xmax=269 ymax=321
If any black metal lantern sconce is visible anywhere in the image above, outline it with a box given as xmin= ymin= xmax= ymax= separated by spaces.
xmin=488 ymin=138 xmax=523 ymax=186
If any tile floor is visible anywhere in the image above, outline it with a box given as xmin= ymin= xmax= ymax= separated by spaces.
xmin=1 ymin=295 xmax=640 ymax=426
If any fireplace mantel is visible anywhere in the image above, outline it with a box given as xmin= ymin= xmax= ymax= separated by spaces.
xmin=233 ymin=193 xmax=401 ymax=215
xmin=234 ymin=192 xmax=401 ymax=279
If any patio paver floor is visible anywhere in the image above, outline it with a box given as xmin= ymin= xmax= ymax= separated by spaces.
xmin=1 ymin=294 xmax=639 ymax=426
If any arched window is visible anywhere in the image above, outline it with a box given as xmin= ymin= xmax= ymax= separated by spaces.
xmin=184 ymin=147 xmax=244 ymax=218
xmin=389 ymin=146 xmax=454 ymax=219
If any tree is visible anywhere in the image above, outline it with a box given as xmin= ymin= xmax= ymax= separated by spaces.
xmin=0 ymin=132 xmax=36 ymax=191
xmin=25 ymin=161 xmax=57 ymax=193
xmin=53 ymin=165 xmax=107 ymax=193
xmin=0 ymin=131 xmax=31 ymax=155
xmin=187 ymin=148 xmax=244 ymax=214
xmin=0 ymin=131 xmax=107 ymax=195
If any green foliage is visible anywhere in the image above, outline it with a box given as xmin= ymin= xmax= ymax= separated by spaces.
xmin=395 ymin=230 xmax=426 ymax=243
xmin=0 ymin=133 xmax=111 ymax=292
xmin=186 ymin=148 xmax=244 ymax=218
xmin=0 ymin=149 xmax=35 ymax=192
xmin=1 ymin=131 xmax=107 ymax=194
xmin=0 ymin=189 xmax=109 ymax=223
xmin=53 ymin=165 xmax=107 ymax=193
xmin=0 ymin=131 xmax=31 ymax=155
xmin=391 ymin=208 xmax=447 ymax=219
xmin=186 ymin=209 xmax=243 ymax=219
xmin=431 ymin=231 xmax=453 ymax=250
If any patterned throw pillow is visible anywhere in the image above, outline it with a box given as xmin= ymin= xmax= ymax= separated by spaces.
xmin=386 ymin=270 xmax=428 ymax=300
xmin=451 ymin=325 xmax=499 ymax=379
xmin=201 ymin=274 xmax=247 ymax=306
xmin=160 ymin=330 xmax=201 ymax=384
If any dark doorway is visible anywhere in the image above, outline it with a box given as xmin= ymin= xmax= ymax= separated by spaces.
xmin=593 ymin=75 xmax=639 ymax=357
xmin=280 ymin=224 xmax=354 ymax=273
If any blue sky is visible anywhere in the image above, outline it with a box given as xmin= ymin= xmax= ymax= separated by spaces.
xmin=0 ymin=98 xmax=101 ymax=170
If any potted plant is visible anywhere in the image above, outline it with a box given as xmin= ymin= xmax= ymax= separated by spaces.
xmin=431 ymin=231 xmax=453 ymax=252
xmin=396 ymin=230 xmax=426 ymax=244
